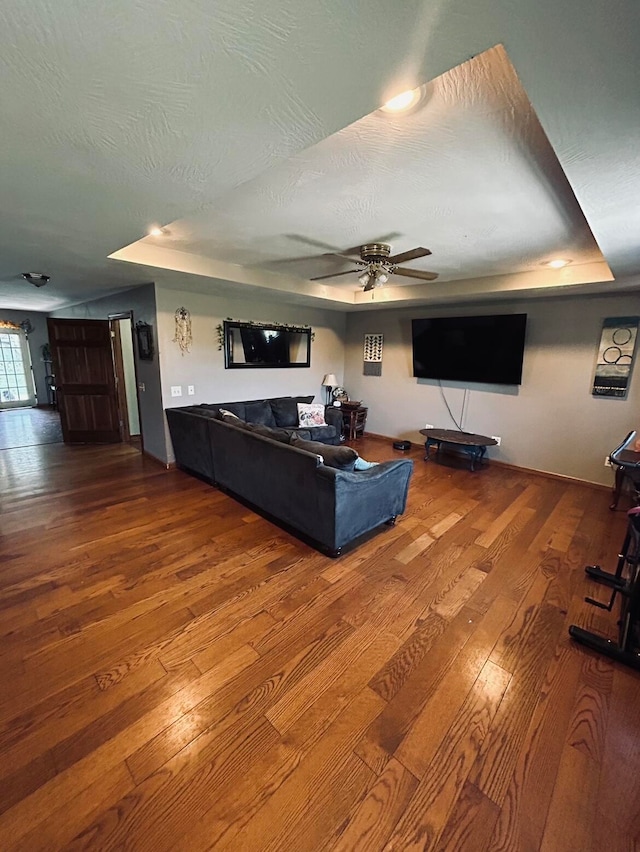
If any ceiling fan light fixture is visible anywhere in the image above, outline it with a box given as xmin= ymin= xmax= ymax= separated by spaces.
xmin=22 ymin=272 xmax=50 ymax=287
xmin=375 ymin=270 xmax=389 ymax=285
xmin=358 ymin=271 xmax=371 ymax=286
xmin=380 ymin=87 xmax=421 ymax=114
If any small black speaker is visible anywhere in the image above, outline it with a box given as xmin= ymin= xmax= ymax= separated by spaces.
xmin=393 ymin=440 xmax=411 ymax=451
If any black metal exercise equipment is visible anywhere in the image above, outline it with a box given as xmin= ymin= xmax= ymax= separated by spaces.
xmin=569 ymin=507 xmax=640 ymax=672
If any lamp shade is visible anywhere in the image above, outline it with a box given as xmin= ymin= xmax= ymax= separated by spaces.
xmin=322 ymin=373 xmax=338 ymax=387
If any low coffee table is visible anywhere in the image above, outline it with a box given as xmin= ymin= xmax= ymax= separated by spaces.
xmin=419 ymin=428 xmax=498 ymax=471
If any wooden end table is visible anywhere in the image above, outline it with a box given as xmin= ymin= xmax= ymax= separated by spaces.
xmin=342 ymin=406 xmax=368 ymax=440
xmin=419 ymin=428 xmax=498 ymax=471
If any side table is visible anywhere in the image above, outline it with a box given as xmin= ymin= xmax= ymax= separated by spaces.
xmin=342 ymin=406 xmax=368 ymax=440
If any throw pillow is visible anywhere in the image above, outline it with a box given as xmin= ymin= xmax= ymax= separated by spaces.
xmin=354 ymin=457 xmax=379 ymax=470
xmin=290 ymin=435 xmax=358 ymax=470
xmin=270 ymin=395 xmax=314 ymax=427
xmin=244 ymin=400 xmax=276 ymax=428
xmin=218 ymin=408 xmax=243 ymax=423
xmin=297 ymin=403 xmax=327 ymax=427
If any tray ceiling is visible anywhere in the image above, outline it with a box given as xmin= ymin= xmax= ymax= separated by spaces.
xmin=0 ymin=0 xmax=638 ymax=312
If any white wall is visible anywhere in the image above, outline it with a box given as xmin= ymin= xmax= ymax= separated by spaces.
xmin=156 ymin=285 xmax=346 ymax=462
xmin=344 ymin=292 xmax=640 ymax=486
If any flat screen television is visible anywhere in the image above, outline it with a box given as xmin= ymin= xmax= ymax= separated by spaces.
xmin=411 ymin=313 xmax=527 ymax=385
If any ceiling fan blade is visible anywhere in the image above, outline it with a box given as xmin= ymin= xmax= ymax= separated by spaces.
xmin=394 ymin=267 xmax=439 ymax=281
xmin=310 ymin=269 xmax=357 ymax=281
xmin=363 ymin=279 xmax=376 ymax=292
xmin=284 ymin=234 xmax=342 ymax=253
xmin=323 ymin=253 xmax=362 ymax=264
xmin=387 ymin=246 xmax=432 ymax=265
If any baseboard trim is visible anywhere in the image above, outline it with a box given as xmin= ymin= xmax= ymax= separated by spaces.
xmin=364 ymin=431 xmax=611 ymax=493
xmin=143 ymin=448 xmax=176 ymax=470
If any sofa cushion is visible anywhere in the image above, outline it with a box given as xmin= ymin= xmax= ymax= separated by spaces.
xmin=244 ymin=400 xmax=276 ymax=427
xmin=270 ymin=395 xmax=314 ymax=427
xmin=244 ymin=422 xmax=291 ymax=443
xmin=185 ymin=406 xmax=219 ymax=419
xmin=293 ymin=424 xmax=337 ymax=444
xmin=290 ymin=435 xmax=358 ymax=470
xmin=297 ymin=403 xmax=327 ymax=427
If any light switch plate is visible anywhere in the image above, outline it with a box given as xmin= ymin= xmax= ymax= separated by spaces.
xmin=171 ymin=386 xmax=182 ymax=397
xmin=188 ymin=385 xmax=195 ymax=395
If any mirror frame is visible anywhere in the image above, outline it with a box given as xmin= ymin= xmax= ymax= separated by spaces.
xmin=223 ymin=320 xmax=311 ymax=369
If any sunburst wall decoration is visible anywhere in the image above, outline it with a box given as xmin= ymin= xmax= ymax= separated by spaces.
xmin=173 ymin=307 xmax=192 ymax=355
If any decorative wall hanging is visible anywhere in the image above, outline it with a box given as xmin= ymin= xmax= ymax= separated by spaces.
xmin=135 ymin=321 xmax=155 ymax=361
xmin=173 ymin=307 xmax=192 ymax=355
xmin=363 ymin=333 xmax=384 ymax=376
xmin=0 ymin=320 xmax=21 ymax=330
xmin=592 ymin=316 xmax=639 ymax=398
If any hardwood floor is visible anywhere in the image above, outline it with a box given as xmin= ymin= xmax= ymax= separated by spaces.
xmin=0 ymin=406 xmax=62 ymax=450
xmin=1 ymin=437 xmax=638 ymax=850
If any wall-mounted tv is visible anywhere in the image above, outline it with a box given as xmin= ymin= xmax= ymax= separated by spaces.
xmin=411 ymin=313 xmax=527 ymax=385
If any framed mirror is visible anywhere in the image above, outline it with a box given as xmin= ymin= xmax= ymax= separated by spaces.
xmin=224 ymin=321 xmax=311 ymax=369
xmin=135 ymin=321 xmax=154 ymax=361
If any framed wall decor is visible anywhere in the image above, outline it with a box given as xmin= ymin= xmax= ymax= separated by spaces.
xmin=135 ymin=321 xmax=154 ymax=361
xmin=592 ymin=316 xmax=639 ymax=398
xmin=223 ymin=320 xmax=311 ymax=368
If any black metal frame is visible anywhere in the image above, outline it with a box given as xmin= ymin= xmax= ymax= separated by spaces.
xmin=223 ymin=320 xmax=311 ymax=369
xmin=135 ymin=321 xmax=154 ymax=361
xmin=569 ymin=509 xmax=640 ymax=671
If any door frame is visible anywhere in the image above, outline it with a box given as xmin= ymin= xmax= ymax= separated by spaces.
xmin=108 ymin=312 xmax=144 ymax=452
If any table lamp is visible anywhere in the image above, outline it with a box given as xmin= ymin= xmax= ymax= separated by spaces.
xmin=321 ymin=373 xmax=338 ymax=405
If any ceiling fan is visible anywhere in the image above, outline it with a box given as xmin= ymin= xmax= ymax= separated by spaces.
xmin=310 ymin=243 xmax=438 ymax=291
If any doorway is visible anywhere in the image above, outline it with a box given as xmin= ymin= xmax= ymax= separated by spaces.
xmin=46 ymin=315 xmax=143 ymax=450
xmin=0 ymin=326 xmax=36 ymax=409
xmin=110 ymin=314 xmax=142 ymax=451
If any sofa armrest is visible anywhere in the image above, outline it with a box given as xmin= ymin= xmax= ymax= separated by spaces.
xmin=324 ymin=405 xmax=343 ymax=435
xmin=318 ymin=459 xmax=413 ymax=549
xmin=317 ymin=458 xmax=413 ymax=483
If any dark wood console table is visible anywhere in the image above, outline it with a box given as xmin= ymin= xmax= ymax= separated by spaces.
xmin=420 ymin=428 xmax=498 ymax=471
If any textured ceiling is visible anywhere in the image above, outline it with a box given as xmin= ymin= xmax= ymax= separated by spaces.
xmin=0 ymin=0 xmax=638 ymax=312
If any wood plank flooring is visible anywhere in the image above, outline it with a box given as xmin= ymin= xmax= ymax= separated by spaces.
xmin=1 ymin=437 xmax=638 ymax=850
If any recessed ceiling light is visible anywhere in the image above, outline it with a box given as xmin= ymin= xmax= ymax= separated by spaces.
xmin=543 ymin=258 xmax=571 ymax=269
xmin=380 ymin=88 xmax=421 ymax=113
xmin=148 ymin=226 xmax=165 ymax=237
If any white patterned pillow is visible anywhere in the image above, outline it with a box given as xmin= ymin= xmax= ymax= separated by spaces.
xmin=297 ymin=403 xmax=327 ymax=427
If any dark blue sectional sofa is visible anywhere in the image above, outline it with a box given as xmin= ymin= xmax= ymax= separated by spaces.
xmin=165 ymin=396 xmax=413 ymax=556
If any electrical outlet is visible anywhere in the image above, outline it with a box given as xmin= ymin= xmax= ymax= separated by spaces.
xmin=138 ymin=382 xmax=145 ymax=392
xmin=188 ymin=385 xmax=195 ymax=396
xmin=604 ymin=456 xmax=612 ymax=467
xmin=491 ymin=435 xmax=502 ymax=446
xmin=425 ymin=423 xmax=434 ymax=430
xmin=171 ymin=386 xmax=182 ymax=397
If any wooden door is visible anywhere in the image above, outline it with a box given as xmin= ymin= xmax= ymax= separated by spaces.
xmin=47 ymin=318 xmax=121 ymax=443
